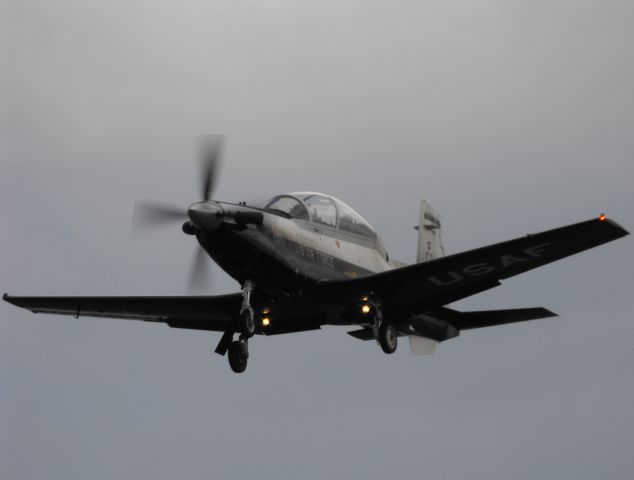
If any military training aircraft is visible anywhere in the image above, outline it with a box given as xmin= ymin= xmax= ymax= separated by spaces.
xmin=3 ymin=137 xmax=629 ymax=373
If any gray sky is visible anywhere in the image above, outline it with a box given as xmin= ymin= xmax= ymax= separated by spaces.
xmin=1 ymin=1 xmax=633 ymax=479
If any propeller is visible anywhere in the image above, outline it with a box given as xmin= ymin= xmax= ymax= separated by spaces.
xmin=199 ymin=134 xmax=223 ymax=202
xmin=132 ymin=135 xmax=225 ymax=293
xmin=187 ymin=244 xmax=211 ymax=294
xmin=132 ymin=201 xmax=186 ymax=232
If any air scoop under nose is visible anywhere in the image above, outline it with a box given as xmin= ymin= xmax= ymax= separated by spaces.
xmin=187 ymin=201 xmax=224 ymax=231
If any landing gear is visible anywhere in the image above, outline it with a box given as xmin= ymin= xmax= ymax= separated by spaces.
xmin=239 ymin=308 xmax=255 ymax=337
xmin=239 ymin=279 xmax=255 ymax=337
xmin=370 ymin=300 xmax=398 ymax=354
xmin=228 ymin=337 xmax=249 ymax=373
xmin=215 ymin=279 xmax=256 ymax=374
xmin=378 ymin=321 xmax=398 ymax=354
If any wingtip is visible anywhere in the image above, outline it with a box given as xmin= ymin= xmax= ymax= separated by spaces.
xmin=607 ymin=220 xmax=629 ymax=237
xmin=543 ymin=308 xmax=558 ymax=318
xmin=2 ymin=293 xmax=16 ymax=306
xmin=599 ymin=216 xmax=629 ymax=236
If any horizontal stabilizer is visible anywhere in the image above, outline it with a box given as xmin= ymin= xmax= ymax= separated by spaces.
xmin=347 ymin=328 xmax=375 ymax=341
xmin=441 ymin=307 xmax=557 ymax=330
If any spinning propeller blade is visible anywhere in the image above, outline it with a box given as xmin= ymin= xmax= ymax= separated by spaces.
xmin=132 ymin=134 xmax=226 ymax=293
xmin=187 ymin=245 xmax=211 ymax=294
xmin=199 ymin=134 xmax=224 ymax=202
xmin=132 ymin=201 xmax=186 ymax=232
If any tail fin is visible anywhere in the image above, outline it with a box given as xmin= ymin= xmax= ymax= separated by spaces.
xmin=416 ymin=200 xmax=444 ymax=262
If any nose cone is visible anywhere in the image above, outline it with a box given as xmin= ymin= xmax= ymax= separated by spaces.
xmin=187 ymin=201 xmax=224 ymax=231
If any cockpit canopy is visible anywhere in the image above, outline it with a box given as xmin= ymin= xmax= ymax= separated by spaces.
xmin=265 ymin=192 xmax=377 ymax=239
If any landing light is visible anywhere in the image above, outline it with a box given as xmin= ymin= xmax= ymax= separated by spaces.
xmin=361 ymin=304 xmax=371 ymax=314
xmin=599 ymin=214 xmax=606 ymax=222
xmin=262 ymin=317 xmax=271 ymax=327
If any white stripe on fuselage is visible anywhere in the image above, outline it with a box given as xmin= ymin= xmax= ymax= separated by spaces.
xmin=267 ymin=215 xmax=393 ymax=278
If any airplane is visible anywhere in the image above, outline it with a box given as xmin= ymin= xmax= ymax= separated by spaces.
xmin=3 ymin=136 xmax=629 ymax=373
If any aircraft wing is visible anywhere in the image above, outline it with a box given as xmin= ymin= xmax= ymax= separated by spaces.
xmin=317 ymin=217 xmax=628 ymax=311
xmin=2 ymin=293 xmax=241 ymax=332
xmin=2 ymin=292 xmax=324 ymax=336
xmin=3 ymin=217 xmax=627 ymax=337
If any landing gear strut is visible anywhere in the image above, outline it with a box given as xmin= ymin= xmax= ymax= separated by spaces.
xmin=214 ymin=279 xmax=256 ymax=374
xmin=239 ymin=279 xmax=255 ymax=337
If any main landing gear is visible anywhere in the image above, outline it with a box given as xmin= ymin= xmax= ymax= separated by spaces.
xmin=216 ymin=279 xmax=256 ymax=374
xmin=378 ymin=320 xmax=398 ymax=354
xmin=370 ymin=301 xmax=398 ymax=354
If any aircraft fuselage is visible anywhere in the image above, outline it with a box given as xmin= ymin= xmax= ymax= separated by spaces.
xmin=197 ymin=198 xmax=393 ymax=298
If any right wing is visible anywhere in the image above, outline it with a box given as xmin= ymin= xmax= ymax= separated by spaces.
xmin=3 ymin=293 xmax=241 ymax=332
xmin=2 ymin=292 xmax=324 ymax=336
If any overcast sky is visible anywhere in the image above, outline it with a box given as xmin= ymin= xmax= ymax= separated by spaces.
xmin=1 ymin=1 xmax=633 ymax=479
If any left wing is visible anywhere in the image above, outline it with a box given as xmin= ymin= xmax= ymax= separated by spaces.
xmin=316 ymin=216 xmax=628 ymax=310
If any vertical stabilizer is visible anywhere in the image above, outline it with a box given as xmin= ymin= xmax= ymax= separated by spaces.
xmin=417 ymin=200 xmax=444 ymax=262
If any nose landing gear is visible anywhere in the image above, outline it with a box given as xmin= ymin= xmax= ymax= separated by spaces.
xmin=239 ymin=279 xmax=256 ymax=337
xmin=227 ymin=336 xmax=249 ymax=373
xmin=215 ymin=279 xmax=256 ymax=374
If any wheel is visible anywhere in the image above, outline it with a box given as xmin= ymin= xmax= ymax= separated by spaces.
xmin=239 ymin=308 xmax=255 ymax=336
xmin=378 ymin=321 xmax=398 ymax=354
xmin=228 ymin=340 xmax=248 ymax=373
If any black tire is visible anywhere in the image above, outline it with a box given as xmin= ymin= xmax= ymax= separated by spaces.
xmin=378 ymin=321 xmax=398 ymax=354
xmin=228 ymin=340 xmax=248 ymax=373
xmin=239 ymin=308 xmax=255 ymax=336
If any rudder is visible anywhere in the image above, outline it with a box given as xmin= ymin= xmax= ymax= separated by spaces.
xmin=416 ymin=200 xmax=444 ymax=262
